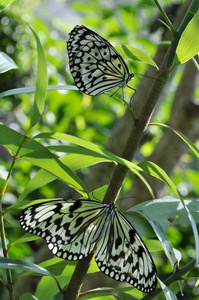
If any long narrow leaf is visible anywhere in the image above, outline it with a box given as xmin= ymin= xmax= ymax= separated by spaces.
xmin=11 ymin=154 xmax=108 ymax=206
xmin=0 ymin=257 xmax=52 ymax=276
xmin=134 ymin=210 xmax=178 ymax=271
xmin=139 ymin=161 xmax=199 ymax=266
xmin=158 ymin=278 xmax=178 ymax=300
xmin=0 ymin=124 xmax=88 ymax=197
xmin=0 ymin=85 xmax=77 ymax=99
xmin=27 ymin=24 xmax=48 ymax=130
xmin=149 ymin=123 xmax=199 ymax=157
xmin=34 ymin=132 xmax=155 ymax=198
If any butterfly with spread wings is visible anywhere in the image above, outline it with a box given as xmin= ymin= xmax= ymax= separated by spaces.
xmin=20 ymin=199 xmax=157 ymax=293
xmin=67 ymin=25 xmax=134 ymax=96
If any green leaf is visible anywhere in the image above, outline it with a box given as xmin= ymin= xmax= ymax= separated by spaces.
xmin=0 ymin=85 xmax=77 ymax=99
xmin=26 ymin=24 xmax=48 ymax=131
xmin=173 ymin=10 xmax=199 ymax=69
xmin=0 ymin=124 xmax=89 ymax=197
xmin=115 ymin=45 xmax=159 ymax=69
xmin=0 ymin=0 xmax=15 ymax=11
xmin=34 ymin=132 xmax=155 ymax=198
xmin=158 ymin=278 xmax=178 ymax=300
xmin=126 ymin=198 xmax=199 ymax=236
xmin=0 ymin=51 xmax=18 ymax=73
xmin=39 ymin=257 xmax=75 ymax=276
xmin=20 ymin=293 xmax=39 ymax=300
xmin=138 ymin=161 xmax=199 ymax=265
xmin=134 ymin=210 xmax=178 ymax=271
xmin=149 ymin=123 xmax=199 ymax=158
xmin=9 ymin=233 xmax=39 ymax=250
xmin=39 ymin=256 xmax=99 ymax=277
xmin=79 ymin=286 xmax=142 ymax=299
xmin=0 ymin=257 xmax=52 ymax=276
xmin=35 ymin=276 xmax=65 ymax=299
xmin=12 ymin=156 xmax=107 ymax=206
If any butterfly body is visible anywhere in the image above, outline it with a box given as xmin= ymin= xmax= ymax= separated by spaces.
xmin=67 ymin=25 xmax=134 ymax=96
xmin=20 ymin=199 xmax=157 ymax=293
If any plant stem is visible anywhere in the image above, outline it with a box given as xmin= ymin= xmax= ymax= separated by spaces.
xmin=63 ymin=253 xmax=94 ymax=300
xmin=103 ymin=53 xmax=170 ymax=205
xmin=62 ymin=2 xmax=199 ymax=299
xmin=0 ymin=135 xmax=27 ymax=300
xmin=63 ymin=45 xmax=171 ymax=300
xmin=154 ymin=0 xmax=176 ymax=35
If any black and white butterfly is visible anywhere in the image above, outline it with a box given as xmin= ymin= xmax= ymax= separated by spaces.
xmin=67 ymin=25 xmax=134 ymax=96
xmin=20 ymin=199 xmax=157 ymax=293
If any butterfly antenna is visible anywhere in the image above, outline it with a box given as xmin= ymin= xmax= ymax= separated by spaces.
xmin=134 ymin=73 xmax=162 ymax=82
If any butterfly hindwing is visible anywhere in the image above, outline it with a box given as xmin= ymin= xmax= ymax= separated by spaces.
xmin=20 ymin=199 xmax=157 ymax=293
xmin=95 ymin=208 xmax=157 ymax=293
xmin=67 ymin=25 xmax=134 ymax=95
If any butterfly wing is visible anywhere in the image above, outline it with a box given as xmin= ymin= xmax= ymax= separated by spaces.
xmin=20 ymin=199 xmax=108 ymax=260
xmin=95 ymin=207 xmax=157 ymax=293
xmin=67 ymin=25 xmax=134 ymax=95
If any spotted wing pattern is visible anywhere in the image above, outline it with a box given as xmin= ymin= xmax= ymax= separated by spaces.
xmin=95 ymin=207 xmax=157 ymax=293
xmin=67 ymin=25 xmax=134 ymax=96
xmin=20 ymin=199 xmax=157 ymax=293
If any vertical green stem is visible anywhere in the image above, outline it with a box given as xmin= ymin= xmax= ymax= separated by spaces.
xmin=153 ymin=0 xmax=176 ymax=35
xmin=0 ymin=210 xmax=14 ymax=300
xmin=0 ymin=135 xmax=27 ymax=300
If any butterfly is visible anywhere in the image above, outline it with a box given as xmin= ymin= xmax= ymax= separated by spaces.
xmin=67 ymin=25 xmax=134 ymax=96
xmin=20 ymin=199 xmax=157 ymax=293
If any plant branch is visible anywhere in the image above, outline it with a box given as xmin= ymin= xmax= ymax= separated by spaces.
xmin=102 ymin=50 xmax=170 ymax=206
xmin=153 ymin=0 xmax=176 ymax=35
xmin=64 ymin=43 xmax=171 ymax=300
xmin=0 ymin=135 xmax=27 ymax=300
xmin=63 ymin=253 xmax=94 ymax=300
xmin=63 ymin=2 xmax=199 ymax=299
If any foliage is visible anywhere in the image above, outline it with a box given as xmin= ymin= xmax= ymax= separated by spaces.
xmin=0 ymin=0 xmax=199 ymax=300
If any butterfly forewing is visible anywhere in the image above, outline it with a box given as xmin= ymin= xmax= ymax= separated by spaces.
xmin=67 ymin=25 xmax=134 ymax=95
xmin=20 ymin=200 xmax=108 ymax=260
xmin=20 ymin=199 xmax=157 ymax=293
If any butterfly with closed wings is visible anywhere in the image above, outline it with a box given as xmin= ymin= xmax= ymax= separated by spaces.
xmin=67 ymin=25 xmax=134 ymax=96
xmin=20 ymin=199 xmax=157 ymax=293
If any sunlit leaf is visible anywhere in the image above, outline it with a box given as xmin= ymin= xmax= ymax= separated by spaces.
xmin=139 ymin=161 xmax=199 ymax=265
xmin=133 ymin=211 xmax=178 ymax=271
xmin=0 ymin=51 xmax=18 ymax=73
xmin=0 ymin=124 xmax=89 ymax=197
xmin=158 ymin=278 xmax=178 ymax=300
xmin=0 ymin=257 xmax=52 ymax=276
xmin=173 ymin=10 xmax=199 ymax=69
xmin=0 ymin=0 xmax=15 ymax=11
xmin=126 ymin=198 xmax=199 ymax=235
xmin=115 ymin=45 xmax=159 ymax=69
xmin=0 ymin=85 xmax=77 ymax=99
xmin=27 ymin=24 xmax=48 ymax=130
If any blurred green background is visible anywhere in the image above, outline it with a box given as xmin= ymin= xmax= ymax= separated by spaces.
xmin=0 ymin=0 xmax=199 ymax=299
